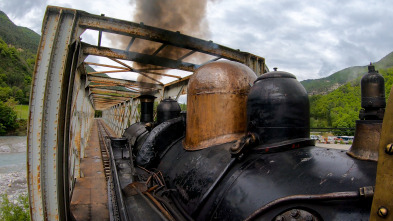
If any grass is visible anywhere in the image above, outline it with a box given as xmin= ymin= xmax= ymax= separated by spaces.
xmin=0 ymin=194 xmax=30 ymax=221
xmin=14 ymin=105 xmax=29 ymax=120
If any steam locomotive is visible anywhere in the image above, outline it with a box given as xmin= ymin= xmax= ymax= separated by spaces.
xmin=110 ymin=60 xmax=381 ymax=220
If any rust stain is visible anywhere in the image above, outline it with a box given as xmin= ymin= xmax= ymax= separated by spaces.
xmin=184 ymin=61 xmax=257 ymax=150
xmin=75 ymin=132 xmax=81 ymax=153
xmin=37 ymin=165 xmax=41 ymax=192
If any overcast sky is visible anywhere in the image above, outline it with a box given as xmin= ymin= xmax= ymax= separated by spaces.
xmin=1 ymin=0 xmax=393 ymax=81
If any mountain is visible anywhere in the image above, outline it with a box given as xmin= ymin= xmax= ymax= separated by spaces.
xmin=301 ymin=51 xmax=393 ymax=95
xmin=308 ymin=57 xmax=393 ymax=134
xmin=0 ymin=11 xmax=40 ymax=56
xmin=0 ymin=10 xmax=41 ymax=104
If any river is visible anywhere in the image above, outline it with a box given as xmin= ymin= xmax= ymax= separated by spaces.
xmin=0 ymin=136 xmax=27 ymax=201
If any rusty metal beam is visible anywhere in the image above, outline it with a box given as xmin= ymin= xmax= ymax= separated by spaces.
xmin=164 ymin=75 xmax=192 ymax=87
xmin=138 ymin=70 xmax=181 ymax=79
xmin=77 ymin=11 xmax=263 ymax=64
xmin=163 ymin=76 xmax=191 ymax=100
xmin=85 ymin=62 xmax=181 ymax=79
xmin=87 ymin=75 xmax=161 ymax=89
xmin=82 ymin=43 xmax=199 ymax=73
xmin=92 ymin=93 xmax=132 ymax=99
xmin=89 ymin=88 xmax=139 ymax=97
xmin=89 ymin=83 xmax=118 ymax=88
xmin=109 ymin=58 xmax=164 ymax=85
xmin=84 ymin=61 xmax=130 ymax=70
xmin=88 ymin=69 xmax=131 ymax=75
xmin=178 ymin=50 xmax=196 ymax=61
xmin=93 ymin=98 xmax=126 ymax=104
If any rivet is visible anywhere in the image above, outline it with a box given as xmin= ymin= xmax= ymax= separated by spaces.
xmin=378 ymin=207 xmax=388 ymax=218
xmin=305 ymin=215 xmax=313 ymax=221
xmin=275 ymin=216 xmax=284 ymax=221
xmin=385 ymin=144 xmax=393 ymax=155
xmin=290 ymin=209 xmax=300 ymax=218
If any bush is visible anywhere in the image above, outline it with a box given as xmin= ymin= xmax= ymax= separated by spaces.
xmin=0 ymin=194 xmax=30 ymax=221
xmin=0 ymin=100 xmax=19 ymax=134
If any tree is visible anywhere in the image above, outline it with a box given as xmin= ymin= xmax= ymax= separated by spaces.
xmin=0 ymin=100 xmax=18 ymax=135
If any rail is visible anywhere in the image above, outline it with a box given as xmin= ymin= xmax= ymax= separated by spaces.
xmin=96 ymin=120 xmax=129 ymax=220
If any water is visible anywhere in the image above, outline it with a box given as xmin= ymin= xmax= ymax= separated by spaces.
xmin=0 ymin=136 xmax=27 ymax=197
xmin=0 ymin=136 xmax=27 ymax=173
xmin=0 ymin=152 xmax=26 ymax=167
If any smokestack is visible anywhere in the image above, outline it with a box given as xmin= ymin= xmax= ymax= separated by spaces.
xmin=138 ymin=95 xmax=156 ymax=122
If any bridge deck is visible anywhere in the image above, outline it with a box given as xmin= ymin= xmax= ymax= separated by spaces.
xmin=70 ymin=119 xmax=116 ymax=220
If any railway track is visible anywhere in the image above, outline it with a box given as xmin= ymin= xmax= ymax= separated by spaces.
xmin=97 ymin=119 xmax=130 ymax=221
xmin=97 ymin=120 xmax=112 ymax=180
xmin=96 ymin=120 xmax=121 ymax=220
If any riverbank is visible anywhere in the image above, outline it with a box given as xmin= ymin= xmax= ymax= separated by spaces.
xmin=0 ymin=136 xmax=27 ymax=202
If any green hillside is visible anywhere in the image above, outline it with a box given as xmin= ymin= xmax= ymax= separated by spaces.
xmin=0 ymin=37 xmax=33 ymax=104
xmin=0 ymin=11 xmax=40 ymax=56
xmin=0 ymin=10 xmax=40 ymax=105
xmin=309 ymin=66 xmax=393 ymax=134
xmin=301 ymin=51 xmax=393 ymax=95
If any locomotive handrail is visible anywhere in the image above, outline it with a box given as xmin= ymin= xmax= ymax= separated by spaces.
xmin=245 ymin=186 xmax=374 ymax=221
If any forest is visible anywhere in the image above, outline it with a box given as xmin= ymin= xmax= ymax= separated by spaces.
xmin=308 ymin=67 xmax=393 ymax=135
xmin=0 ymin=10 xmax=39 ymax=135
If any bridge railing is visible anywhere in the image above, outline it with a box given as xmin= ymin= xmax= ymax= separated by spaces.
xmin=27 ymin=5 xmax=265 ymax=221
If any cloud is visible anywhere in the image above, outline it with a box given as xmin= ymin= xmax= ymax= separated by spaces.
xmin=0 ymin=0 xmax=45 ymax=15
xmin=1 ymin=0 xmax=393 ymax=81
xmin=206 ymin=0 xmax=393 ymax=80
xmin=0 ymin=0 xmax=47 ymax=33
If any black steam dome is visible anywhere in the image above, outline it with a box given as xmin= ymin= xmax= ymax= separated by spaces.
xmin=157 ymin=98 xmax=181 ymax=124
xmin=246 ymin=69 xmax=310 ymax=145
xmin=359 ymin=63 xmax=385 ymax=120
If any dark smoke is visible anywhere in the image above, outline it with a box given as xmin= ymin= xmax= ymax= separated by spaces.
xmin=121 ymin=0 xmax=212 ymax=84
xmin=132 ymin=0 xmax=210 ymax=39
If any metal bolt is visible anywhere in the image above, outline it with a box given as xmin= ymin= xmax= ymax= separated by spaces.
xmin=378 ymin=207 xmax=388 ymax=218
xmin=385 ymin=144 xmax=393 ymax=155
xmin=275 ymin=216 xmax=284 ymax=221
xmin=290 ymin=209 xmax=300 ymax=218
xmin=305 ymin=215 xmax=313 ymax=221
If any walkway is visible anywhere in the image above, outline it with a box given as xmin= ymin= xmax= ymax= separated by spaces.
xmin=70 ymin=119 xmax=116 ymax=220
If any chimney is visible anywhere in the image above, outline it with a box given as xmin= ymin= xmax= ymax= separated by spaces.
xmin=138 ymin=95 xmax=156 ymax=122
xmin=347 ymin=63 xmax=385 ymax=161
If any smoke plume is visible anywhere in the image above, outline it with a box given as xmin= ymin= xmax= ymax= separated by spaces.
xmin=121 ymin=0 xmax=212 ymax=84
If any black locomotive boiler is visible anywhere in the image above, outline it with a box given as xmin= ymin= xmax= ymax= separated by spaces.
xmin=111 ymin=60 xmax=378 ymax=221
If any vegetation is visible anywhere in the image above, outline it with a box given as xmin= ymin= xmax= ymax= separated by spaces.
xmin=0 ymin=99 xmax=19 ymax=135
xmin=180 ymin=103 xmax=187 ymax=111
xmin=14 ymin=105 xmax=29 ymax=120
xmin=301 ymin=51 xmax=393 ymax=95
xmin=94 ymin=110 xmax=103 ymax=118
xmin=0 ymin=11 xmax=40 ymax=56
xmin=0 ymin=10 xmax=39 ymax=106
xmin=0 ymin=194 xmax=30 ymax=221
xmin=309 ymin=67 xmax=393 ymax=135
xmin=0 ymin=37 xmax=34 ymax=104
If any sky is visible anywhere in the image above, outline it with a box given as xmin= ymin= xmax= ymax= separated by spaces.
xmin=1 ymin=0 xmax=393 ymax=81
